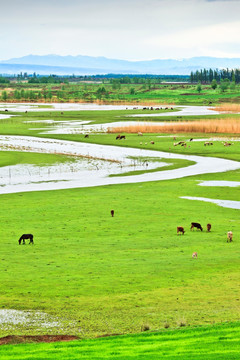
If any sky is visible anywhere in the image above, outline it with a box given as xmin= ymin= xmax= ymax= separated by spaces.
xmin=1 ymin=0 xmax=240 ymax=61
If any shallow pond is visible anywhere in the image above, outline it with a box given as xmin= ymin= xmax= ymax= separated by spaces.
xmin=181 ymin=196 xmax=240 ymax=210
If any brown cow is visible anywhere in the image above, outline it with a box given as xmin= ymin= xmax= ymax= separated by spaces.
xmin=177 ymin=226 xmax=185 ymax=235
xmin=192 ymin=252 xmax=198 ymax=259
xmin=207 ymin=223 xmax=211 ymax=232
xmin=111 ymin=210 xmax=114 ymax=217
xmin=227 ymin=231 xmax=233 ymax=242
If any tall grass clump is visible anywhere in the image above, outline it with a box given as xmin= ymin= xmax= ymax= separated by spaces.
xmin=214 ymin=103 xmax=240 ymax=113
xmin=108 ymin=118 xmax=240 ymax=134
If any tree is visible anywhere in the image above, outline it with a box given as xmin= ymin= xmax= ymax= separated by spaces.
xmin=1 ymin=90 xmax=8 ymax=101
xmin=196 ymin=83 xmax=202 ymax=93
xmin=220 ymin=78 xmax=230 ymax=92
xmin=211 ymin=79 xmax=217 ymax=90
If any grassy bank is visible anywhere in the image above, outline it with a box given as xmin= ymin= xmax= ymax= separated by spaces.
xmin=0 ymin=322 xmax=240 ymax=359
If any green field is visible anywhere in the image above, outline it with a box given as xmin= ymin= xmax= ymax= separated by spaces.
xmin=1 ymin=81 xmax=240 ymax=104
xmin=0 ymin=105 xmax=239 ymax=357
xmin=1 ymin=322 xmax=240 ymax=359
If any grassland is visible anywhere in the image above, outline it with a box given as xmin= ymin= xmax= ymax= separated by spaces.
xmin=0 ymin=105 xmax=239 ymax=357
xmin=1 ymin=322 xmax=240 ymax=359
xmin=1 ymin=81 xmax=240 ymax=105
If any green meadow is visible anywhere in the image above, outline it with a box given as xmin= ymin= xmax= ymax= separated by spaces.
xmin=1 ymin=322 xmax=240 ymax=359
xmin=0 ymin=106 xmax=239 ymax=357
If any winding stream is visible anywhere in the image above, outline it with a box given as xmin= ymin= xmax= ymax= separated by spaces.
xmin=0 ymin=135 xmax=239 ymax=194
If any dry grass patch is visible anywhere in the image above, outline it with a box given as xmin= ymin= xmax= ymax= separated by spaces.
xmin=213 ymin=104 xmax=240 ymax=113
xmin=108 ymin=118 xmax=240 ymax=134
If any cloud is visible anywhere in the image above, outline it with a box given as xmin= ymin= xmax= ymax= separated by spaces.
xmin=1 ymin=0 xmax=240 ymax=60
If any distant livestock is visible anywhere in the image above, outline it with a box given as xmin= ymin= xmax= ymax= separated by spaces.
xmin=115 ymin=134 xmax=125 ymax=140
xmin=227 ymin=231 xmax=233 ymax=242
xmin=207 ymin=223 xmax=211 ymax=232
xmin=204 ymin=142 xmax=213 ymax=146
xmin=19 ymin=234 xmax=34 ymax=245
xmin=84 ymin=134 xmax=89 ymax=138
xmin=191 ymin=222 xmax=203 ymax=231
xmin=111 ymin=210 xmax=114 ymax=217
xmin=174 ymin=141 xmax=186 ymax=147
xmin=224 ymin=142 xmax=232 ymax=147
xmin=150 ymin=141 xmax=155 ymax=144
xmin=192 ymin=252 xmax=198 ymax=259
xmin=177 ymin=226 xmax=185 ymax=235
xmin=138 ymin=132 xmax=143 ymax=136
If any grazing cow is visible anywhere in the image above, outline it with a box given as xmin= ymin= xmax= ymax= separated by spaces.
xmin=116 ymin=134 xmax=121 ymax=140
xmin=120 ymin=135 xmax=126 ymax=140
xmin=5 ymin=109 xmax=8 ymax=112
xmin=150 ymin=107 xmax=154 ymax=110
xmin=191 ymin=222 xmax=203 ymax=231
xmin=177 ymin=226 xmax=185 ymax=235
xmin=171 ymin=107 xmax=174 ymax=110
xmin=192 ymin=252 xmax=198 ymax=259
xmin=207 ymin=223 xmax=211 ymax=232
xmin=19 ymin=234 xmax=34 ymax=245
xmin=84 ymin=134 xmax=89 ymax=138
xmin=25 ymin=111 xmax=28 ymax=114
xmin=111 ymin=210 xmax=114 ymax=217
xmin=138 ymin=132 xmax=143 ymax=136
xmin=150 ymin=141 xmax=155 ymax=144
xmin=165 ymin=107 xmax=168 ymax=110
xmin=174 ymin=141 xmax=186 ymax=146
xmin=224 ymin=142 xmax=232 ymax=147
xmin=155 ymin=108 xmax=159 ymax=110
xmin=227 ymin=231 xmax=233 ymax=242
xmin=190 ymin=138 xmax=193 ymax=142
xmin=204 ymin=142 xmax=213 ymax=146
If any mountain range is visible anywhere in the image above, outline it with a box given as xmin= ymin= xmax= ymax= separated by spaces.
xmin=0 ymin=55 xmax=240 ymax=75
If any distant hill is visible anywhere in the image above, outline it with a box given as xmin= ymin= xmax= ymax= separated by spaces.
xmin=0 ymin=55 xmax=240 ymax=75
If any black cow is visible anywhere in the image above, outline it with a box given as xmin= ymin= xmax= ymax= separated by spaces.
xmin=191 ymin=222 xmax=203 ymax=231
xmin=19 ymin=234 xmax=34 ymax=245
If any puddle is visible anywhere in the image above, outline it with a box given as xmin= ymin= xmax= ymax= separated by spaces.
xmin=199 ymin=181 xmax=240 ymax=187
xmin=0 ymin=135 xmax=239 ymax=194
xmin=181 ymin=196 xmax=240 ymax=210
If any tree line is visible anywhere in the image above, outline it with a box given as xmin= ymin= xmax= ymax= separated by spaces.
xmin=190 ymin=68 xmax=240 ymax=83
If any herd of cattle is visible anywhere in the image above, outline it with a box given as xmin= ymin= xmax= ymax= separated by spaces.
xmin=177 ymin=223 xmax=233 ymax=259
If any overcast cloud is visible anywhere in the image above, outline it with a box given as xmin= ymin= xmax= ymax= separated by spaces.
xmin=1 ymin=0 xmax=240 ymax=60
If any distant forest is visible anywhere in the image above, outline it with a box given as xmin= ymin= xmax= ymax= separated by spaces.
xmin=190 ymin=68 xmax=240 ymax=83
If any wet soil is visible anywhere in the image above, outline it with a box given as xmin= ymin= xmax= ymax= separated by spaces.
xmin=0 ymin=334 xmax=78 ymax=345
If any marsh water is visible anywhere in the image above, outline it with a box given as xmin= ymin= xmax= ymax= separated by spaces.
xmin=0 ymin=103 xmax=239 ymax=211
